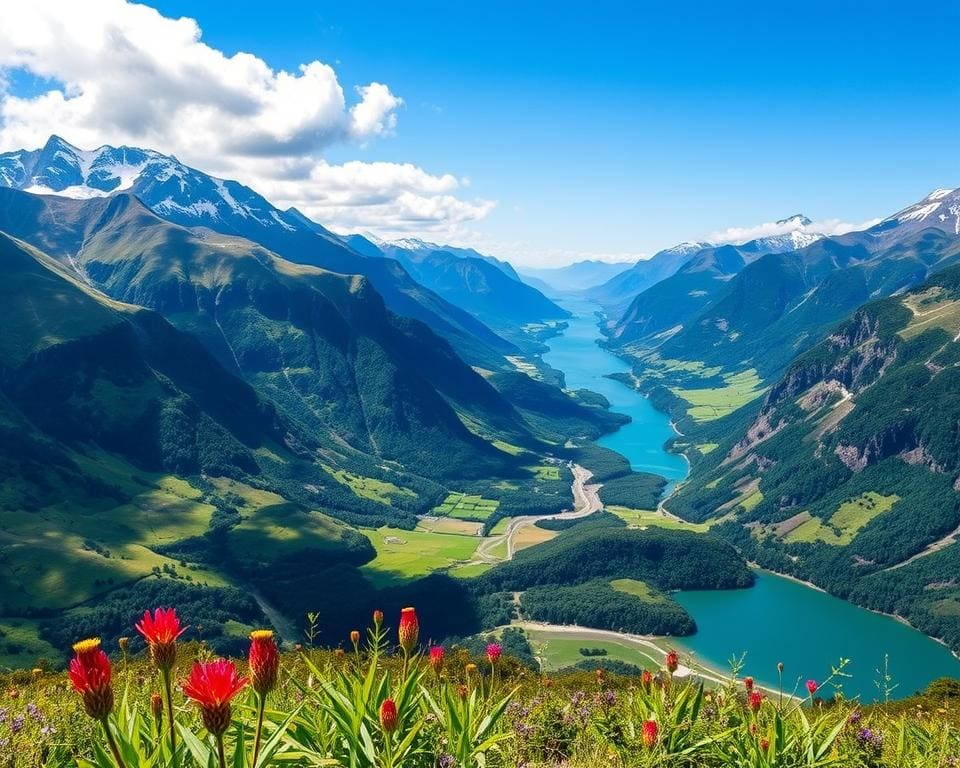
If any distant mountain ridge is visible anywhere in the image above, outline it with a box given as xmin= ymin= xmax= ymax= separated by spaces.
xmin=612 ymin=190 xmax=960 ymax=383
xmin=588 ymin=242 xmax=711 ymax=313
xmin=0 ymin=136 xmax=520 ymax=368
xmin=589 ymin=215 xmax=822 ymax=316
xmin=605 ymin=218 xmax=824 ymax=347
xmin=344 ymin=234 xmax=569 ymax=335
xmin=518 ymin=260 xmax=632 ymax=292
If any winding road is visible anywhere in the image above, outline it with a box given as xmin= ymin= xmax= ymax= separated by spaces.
xmin=474 ymin=463 xmax=601 ymax=563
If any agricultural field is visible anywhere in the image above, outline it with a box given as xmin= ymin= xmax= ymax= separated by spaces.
xmin=523 ymin=627 xmax=661 ymax=671
xmin=416 ymin=517 xmax=483 ymax=536
xmin=696 ymin=443 xmax=719 ymax=455
xmin=610 ymin=578 xmax=667 ymax=603
xmin=361 ymin=526 xmax=481 ymax=587
xmin=784 ymin=492 xmax=899 ymax=545
xmin=512 ymin=524 xmax=557 ymax=552
xmin=488 ymin=518 xmax=512 ymax=535
xmin=526 ymin=464 xmax=561 ymax=480
xmin=669 ymin=368 xmax=766 ymax=422
xmin=323 ymin=465 xmax=416 ymax=505
xmin=432 ymin=493 xmax=500 ymax=521
xmin=607 ymin=506 xmax=713 ymax=533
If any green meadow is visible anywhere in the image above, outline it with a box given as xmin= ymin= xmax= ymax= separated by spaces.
xmin=361 ymin=526 xmax=481 ymax=586
xmin=432 ymin=492 xmax=500 ymax=521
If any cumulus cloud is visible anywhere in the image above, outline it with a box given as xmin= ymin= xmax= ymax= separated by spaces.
xmin=0 ymin=0 xmax=494 ymax=237
xmin=709 ymin=215 xmax=880 ymax=245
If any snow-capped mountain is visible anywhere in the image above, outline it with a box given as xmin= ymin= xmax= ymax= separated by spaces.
xmin=0 ymin=135 xmax=528 ymax=366
xmin=733 ymin=214 xmax=824 ymax=255
xmin=0 ymin=135 xmax=334 ymax=238
xmin=341 ymin=233 xmax=567 ymax=328
xmin=882 ymin=187 xmax=960 ymax=237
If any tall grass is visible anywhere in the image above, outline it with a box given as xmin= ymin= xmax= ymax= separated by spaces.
xmin=1 ymin=605 xmax=959 ymax=767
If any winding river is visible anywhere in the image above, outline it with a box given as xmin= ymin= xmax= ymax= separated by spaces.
xmin=541 ymin=296 xmax=960 ymax=701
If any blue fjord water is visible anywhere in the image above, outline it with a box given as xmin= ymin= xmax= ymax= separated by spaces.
xmin=540 ymin=296 xmax=960 ymax=700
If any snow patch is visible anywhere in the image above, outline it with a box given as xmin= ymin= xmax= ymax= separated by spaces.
xmin=23 ymin=183 xmax=110 ymax=199
xmin=899 ymin=202 xmax=941 ymax=223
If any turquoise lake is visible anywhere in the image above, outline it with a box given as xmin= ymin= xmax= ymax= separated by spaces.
xmin=541 ymin=296 xmax=960 ymax=701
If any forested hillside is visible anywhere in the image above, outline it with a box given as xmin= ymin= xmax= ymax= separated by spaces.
xmin=668 ymin=264 xmax=960 ymax=652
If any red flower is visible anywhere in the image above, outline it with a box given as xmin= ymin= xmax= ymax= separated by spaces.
xmin=642 ymin=719 xmax=659 ymax=749
xmin=744 ymin=676 xmax=754 ymax=692
xmin=486 ymin=642 xmax=502 ymax=664
xmin=248 ymin=630 xmax=279 ymax=697
xmin=380 ymin=698 xmax=398 ymax=733
xmin=806 ymin=679 xmax=818 ymax=696
xmin=748 ymin=691 xmax=763 ymax=712
xmin=69 ymin=638 xmax=114 ymax=720
xmin=182 ymin=660 xmax=248 ymax=737
xmin=398 ymin=607 xmax=419 ymax=655
xmin=429 ymin=645 xmax=445 ymax=674
xmin=135 ymin=608 xmax=186 ymax=671
xmin=760 ymin=737 xmax=770 ymax=751
xmin=350 ymin=630 xmax=361 ymax=646
xmin=373 ymin=609 xmax=384 ymax=627
xmin=665 ymin=650 xmax=679 ymax=674
xmin=641 ymin=669 xmax=653 ymax=690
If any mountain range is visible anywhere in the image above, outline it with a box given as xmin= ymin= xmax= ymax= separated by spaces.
xmin=604 ymin=190 xmax=960 ymax=430
xmin=0 ymin=136 xmax=529 ymax=369
xmin=518 ymin=260 xmax=632 ymax=293
xmin=343 ymin=234 xmax=569 ymax=337
xmin=0 ymin=137 xmax=636 ymax=657
xmin=669 ymin=260 xmax=960 ymax=652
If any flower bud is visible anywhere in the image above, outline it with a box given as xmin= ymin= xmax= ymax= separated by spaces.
xmin=398 ymin=607 xmax=419 ymax=655
xmin=379 ymin=698 xmax=398 ymax=733
xmin=642 ymin=719 xmax=658 ymax=749
xmin=249 ymin=630 xmax=279 ymax=697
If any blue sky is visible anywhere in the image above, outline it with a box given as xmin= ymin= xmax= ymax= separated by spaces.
xmin=3 ymin=1 xmax=959 ymax=264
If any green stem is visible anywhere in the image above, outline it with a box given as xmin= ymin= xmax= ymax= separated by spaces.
xmin=252 ymin=693 xmax=267 ymax=767
xmin=162 ymin=667 xmax=177 ymax=757
xmin=101 ymin=718 xmax=128 ymax=768
xmin=216 ymin=734 xmax=227 ymax=768
xmin=384 ymin=731 xmax=394 ymax=768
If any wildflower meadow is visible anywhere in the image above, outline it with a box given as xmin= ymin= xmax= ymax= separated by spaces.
xmin=2 ymin=606 xmax=959 ymax=767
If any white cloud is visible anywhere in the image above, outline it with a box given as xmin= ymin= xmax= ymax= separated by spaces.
xmin=709 ymin=216 xmax=880 ymax=245
xmin=0 ymin=0 xmax=494 ymax=237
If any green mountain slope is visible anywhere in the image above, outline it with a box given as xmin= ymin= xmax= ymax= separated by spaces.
xmin=348 ymin=235 xmax=569 ymax=335
xmin=668 ymin=265 xmax=960 ymax=652
xmin=610 ymin=189 xmax=960 ymax=427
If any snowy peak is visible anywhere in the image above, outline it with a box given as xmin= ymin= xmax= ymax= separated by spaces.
xmin=0 ymin=136 xmax=308 ymax=234
xmin=658 ymin=241 xmax=712 ymax=258
xmin=754 ymin=229 xmax=822 ymax=254
xmin=882 ymin=187 xmax=960 ymax=236
xmin=9 ymin=135 xmax=167 ymax=199
xmin=775 ymin=213 xmax=813 ymax=227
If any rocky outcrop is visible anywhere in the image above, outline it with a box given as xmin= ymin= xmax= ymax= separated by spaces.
xmin=834 ymin=421 xmax=917 ymax=472
xmin=726 ymin=411 xmax=787 ymax=463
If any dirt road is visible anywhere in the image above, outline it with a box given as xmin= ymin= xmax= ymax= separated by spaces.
xmin=474 ymin=463 xmax=600 ymax=563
